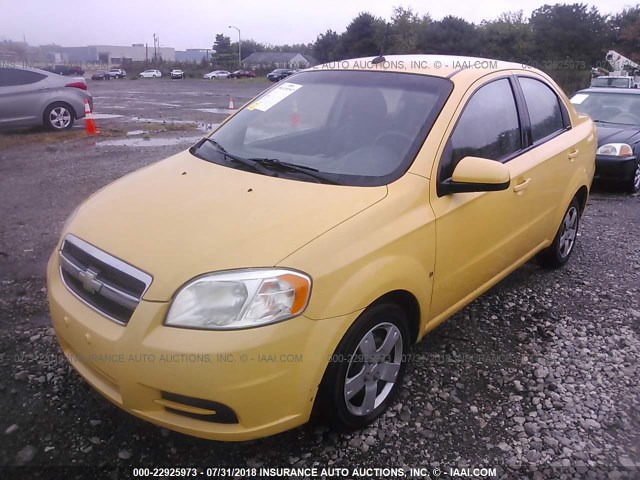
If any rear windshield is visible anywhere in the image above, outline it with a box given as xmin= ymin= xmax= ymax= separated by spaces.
xmin=191 ymin=70 xmax=452 ymax=186
xmin=590 ymin=77 xmax=632 ymax=88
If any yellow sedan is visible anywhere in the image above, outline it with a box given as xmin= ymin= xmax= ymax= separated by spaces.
xmin=47 ymin=55 xmax=595 ymax=440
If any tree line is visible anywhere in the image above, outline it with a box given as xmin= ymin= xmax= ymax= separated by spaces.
xmin=213 ymin=3 xmax=640 ymax=91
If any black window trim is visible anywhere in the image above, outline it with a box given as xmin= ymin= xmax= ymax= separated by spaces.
xmin=436 ymin=75 xmax=525 ymax=197
xmin=513 ymin=74 xmax=572 ymax=151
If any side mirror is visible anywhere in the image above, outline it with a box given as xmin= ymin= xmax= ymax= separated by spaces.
xmin=440 ymin=156 xmax=511 ymax=195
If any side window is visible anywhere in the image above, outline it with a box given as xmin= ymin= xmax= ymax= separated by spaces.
xmin=0 ymin=69 xmax=46 ymax=87
xmin=518 ymin=77 xmax=564 ymax=143
xmin=441 ymin=78 xmax=521 ymax=180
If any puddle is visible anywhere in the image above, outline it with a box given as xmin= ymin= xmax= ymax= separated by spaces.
xmin=97 ymin=136 xmax=202 ymax=147
xmin=197 ymin=108 xmax=236 ymax=114
xmin=92 ymin=113 xmax=124 ymax=119
xmin=136 ymin=101 xmax=182 ymax=107
xmin=133 ymin=117 xmax=196 ymax=124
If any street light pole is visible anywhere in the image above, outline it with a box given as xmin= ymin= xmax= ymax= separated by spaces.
xmin=228 ymin=25 xmax=241 ymax=65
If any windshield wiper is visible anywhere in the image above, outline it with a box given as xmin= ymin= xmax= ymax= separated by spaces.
xmin=246 ymin=157 xmax=339 ymax=184
xmin=592 ymin=119 xmax=626 ymax=125
xmin=199 ymin=138 xmax=275 ymax=175
xmin=195 ymin=139 xmax=338 ymax=184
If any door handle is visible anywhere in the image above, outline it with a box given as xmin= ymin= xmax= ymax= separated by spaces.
xmin=568 ymin=149 xmax=579 ymax=161
xmin=513 ymin=177 xmax=531 ymax=193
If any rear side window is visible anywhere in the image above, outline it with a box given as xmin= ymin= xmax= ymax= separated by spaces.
xmin=0 ymin=68 xmax=47 ymax=87
xmin=441 ymin=78 xmax=521 ymax=180
xmin=519 ymin=77 xmax=564 ymax=143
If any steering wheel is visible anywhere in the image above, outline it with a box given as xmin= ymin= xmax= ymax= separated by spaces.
xmin=373 ymin=131 xmax=413 ymax=150
xmin=611 ymin=113 xmax=640 ymax=124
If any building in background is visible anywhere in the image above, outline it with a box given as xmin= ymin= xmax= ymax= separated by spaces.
xmin=242 ymin=52 xmax=318 ymax=69
xmin=25 ymin=44 xmax=175 ymax=65
xmin=175 ymin=49 xmax=211 ymax=63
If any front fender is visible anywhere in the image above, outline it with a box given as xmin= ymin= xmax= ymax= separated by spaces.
xmin=278 ymin=174 xmax=435 ymax=335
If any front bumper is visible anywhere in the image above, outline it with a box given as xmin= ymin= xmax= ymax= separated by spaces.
xmin=595 ymin=154 xmax=637 ymax=181
xmin=47 ymin=251 xmax=354 ymax=441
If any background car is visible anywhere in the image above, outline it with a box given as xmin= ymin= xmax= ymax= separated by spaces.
xmin=108 ymin=68 xmax=127 ymax=79
xmin=203 ymin=70 xmax=231 ymax=79
xmin=0 ymin=66 xmax=91 ymax=131
xmin=170 ymin=69 xmax=184 ymax=79
xmin=90 ymin=70 xmax=110 ymax=80
xmin=228 ymin=70 xmax=256 ymax=79
xmin=42 ymin=65 xmax=85 ymax=76
xmin=140 ymin=69 xmax=162 ymax=78
xmin=571 ymin=87 xmax=640 ymax=192
xmin=266 ymin=68 xmax=295 ymax=82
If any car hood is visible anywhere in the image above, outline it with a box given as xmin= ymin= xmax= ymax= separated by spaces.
xmin=64 ymin=150 xmax=387 ymax=301
xmin=596 ymin=124 xmax=640 ymax=146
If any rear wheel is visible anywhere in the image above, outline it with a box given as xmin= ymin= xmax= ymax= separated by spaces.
xmin=44 ymin=103 xmax=75 ymax=130
xmin=538 ymin=197 xmax=580 ymax=268
xmin=318 ymin=303 xmax=409 ymax=430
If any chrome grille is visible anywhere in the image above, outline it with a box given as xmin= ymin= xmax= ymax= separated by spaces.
xmin=59 ymin=235 xmax=152 ymax=324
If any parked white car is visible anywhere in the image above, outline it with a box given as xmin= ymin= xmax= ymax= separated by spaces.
xmin=170 ymin=69 xmax=184 ymax=79
xmin=140 ymin=69 xmax=162 ymax=78
xmin=204 ymin=70 xmax=231 ymax=79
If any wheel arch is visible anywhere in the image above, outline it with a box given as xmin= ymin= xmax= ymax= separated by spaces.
xmin=574 ymin=184 xmax=589 ymax=215
xmin=369 ymin=290 xmax=421 ymax=345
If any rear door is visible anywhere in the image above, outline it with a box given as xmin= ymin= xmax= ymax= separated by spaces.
xmin=0 ymin=68 xmax=50 ymax=127
xmin=514 ymin=75 xmax=581 ymax=239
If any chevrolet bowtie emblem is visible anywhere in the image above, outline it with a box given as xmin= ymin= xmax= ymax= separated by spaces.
xmin=77 ymin=268 xmax=102 ymax=294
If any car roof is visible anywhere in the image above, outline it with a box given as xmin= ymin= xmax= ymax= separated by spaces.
xmin=314 ymin=54 xmax=524 ymax=79
xmin=575 ymin=87 xmax=640 ymax=95
xmin=1 ymin=65 xmax=57 ymax=76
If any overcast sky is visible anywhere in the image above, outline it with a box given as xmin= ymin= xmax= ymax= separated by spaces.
xmin=1 ymin=0 xmax=636 ymax=50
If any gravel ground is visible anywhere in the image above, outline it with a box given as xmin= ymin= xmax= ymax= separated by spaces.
xmin=0 ymin=81 xmax=639 ymax=479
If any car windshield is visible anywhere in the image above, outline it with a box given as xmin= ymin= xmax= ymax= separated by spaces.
xmin=571 ymin=91 xmax=640 ymax=125
xmin=191 ymin=70 xmax=452 ymax=186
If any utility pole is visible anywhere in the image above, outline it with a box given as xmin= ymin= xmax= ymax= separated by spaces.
xmin=228 ymin=25 xmax=241 ymax=65
xmin=152 ymin=33 xmax=157 ymax=62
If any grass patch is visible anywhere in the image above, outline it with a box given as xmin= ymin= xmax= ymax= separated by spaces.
xmin=141 ymin=122 xmax=198 ymax=133
xmin=0 ymin=127 xmax=127 ymax=149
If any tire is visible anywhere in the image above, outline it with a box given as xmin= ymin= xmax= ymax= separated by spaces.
xmin=625 ymin=161 xmax=640 ymax=193
xmin=537 ymin=197 xmax=580 ymax=268
xmin=317 ymin=303 xmax=410 ymax=430
xmin=44 ymin=102 xmax=75 ymax=131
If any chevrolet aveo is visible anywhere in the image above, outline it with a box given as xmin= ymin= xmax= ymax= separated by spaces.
xmin=47 ymin=55 xmax=596 ymax=441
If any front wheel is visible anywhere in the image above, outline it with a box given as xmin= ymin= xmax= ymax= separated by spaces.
xmin=537 ymin=197 xmax=580 ymax=268
xmin=626 ymin=161 xmax=640 ymax=193
xmin=317 ymin=303 xmax=410 ymax=430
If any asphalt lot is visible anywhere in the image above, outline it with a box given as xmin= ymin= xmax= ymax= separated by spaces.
xmin=0 ymin=78 xmax=639 ymax=479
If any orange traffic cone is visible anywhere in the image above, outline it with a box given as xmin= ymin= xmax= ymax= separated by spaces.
xmin=291 ymin=101 xmax=300 ymax=128
xmin=83 ymin=99 xmax=99 ymax=135
xmin=228 ymin=96 xmax=235 ymax=110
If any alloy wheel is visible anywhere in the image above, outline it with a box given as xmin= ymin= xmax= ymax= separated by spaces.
xmin=343 ymin=322 xmax=403 ymax=416
xmin=49 ymin=106 xmax=72 ymax=129
xmin=558 ymin=206 xmax=578 ymax=258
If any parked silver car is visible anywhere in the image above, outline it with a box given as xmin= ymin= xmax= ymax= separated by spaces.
xmin=0 ymin=67 xmax=92 ymax=130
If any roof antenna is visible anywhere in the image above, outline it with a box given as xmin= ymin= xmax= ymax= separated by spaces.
xmin=372 ymin=23 xmax=390 ymax=65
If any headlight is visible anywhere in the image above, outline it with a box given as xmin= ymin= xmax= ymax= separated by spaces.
xmin=596 ymin=143 xmax=633 ymax=156
xmin=165 ymin=269 xmax=311 ymax=330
